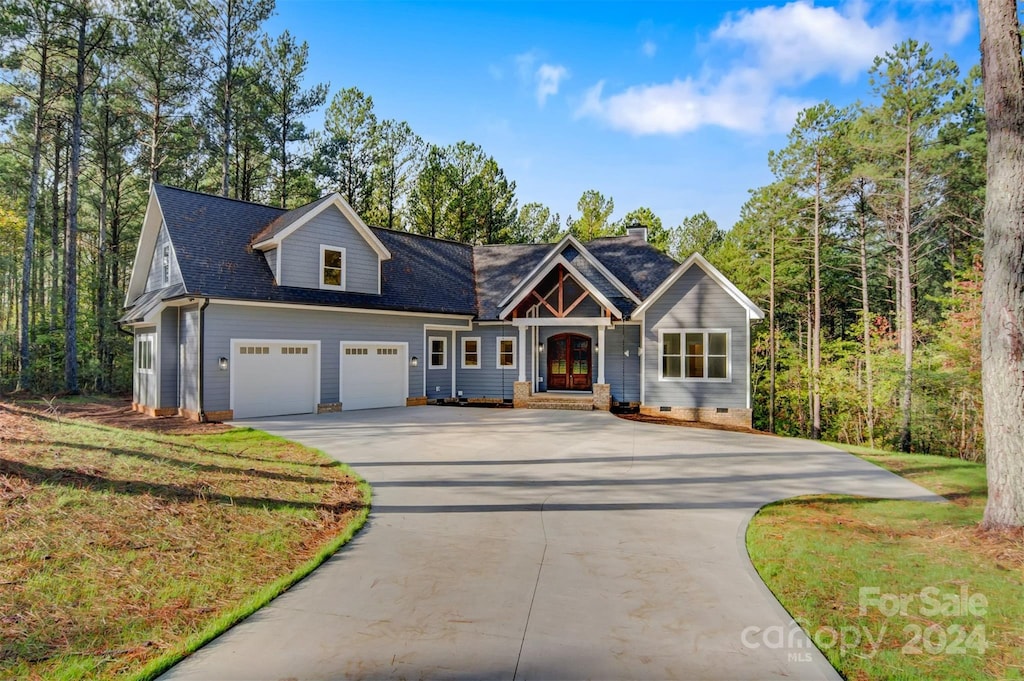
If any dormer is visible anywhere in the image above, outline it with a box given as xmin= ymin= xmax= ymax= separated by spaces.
xmin=251 ymin=194 xmax=392 ymax=295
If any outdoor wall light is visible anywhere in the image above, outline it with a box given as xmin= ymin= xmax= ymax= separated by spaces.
xmin=594 ymin=344 xmax=600 ymax=352
xmin=410 ymin=356 xmax=419 ymax=367
xmin=538 ymin=342 xmax=544 ymax=352
xmin=623 ymin=349 xmax=630 ymax=357
xmin=218 ymin=356 xmax=228 ymax=371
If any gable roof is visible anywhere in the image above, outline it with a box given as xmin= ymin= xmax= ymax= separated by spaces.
xmin=250 ymin=193 xmax=391 ymax=261
xmin=123 ymin=185 xmax=476 ymax=316
xmin=124 ymin=186 xmax=754 ymax=325
xmin=630 ymin=252 xmax=765 ymax=320
xmin=497 ymin=253 xmax=625 ymax=320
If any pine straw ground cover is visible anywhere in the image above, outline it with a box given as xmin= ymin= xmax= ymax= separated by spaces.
xmin=747 ymin=446 xmax=1024 ymax=680
xmin=0 ymin=400 xmax=370 ymax=680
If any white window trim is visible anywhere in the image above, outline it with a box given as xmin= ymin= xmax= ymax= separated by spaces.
xmin=461 ymin=336 xmax=481 ymax=369
xmin=162 ymin=245 xmax=170 ymax=285
xmin=428 ymin=335 xmax=448 ymax=370
xmin=658 ymin=328 xmax=731 ymax=382
xmin=319 ymin=244 xmax=347 ymax=291
xmin=496 ymin=336 xmax=517 ymax=370
xmin=136 ymin=333 xmax=155 ymax=374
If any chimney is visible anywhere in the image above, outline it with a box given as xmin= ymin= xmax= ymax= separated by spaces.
xmin=626 ymin=224 xmax=648 ymax=242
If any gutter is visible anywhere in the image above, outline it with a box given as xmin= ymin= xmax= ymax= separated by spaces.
xmin=197 ymin=297 xmax=210 ymax=422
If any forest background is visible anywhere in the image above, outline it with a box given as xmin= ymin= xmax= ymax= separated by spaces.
xmin=0 ymin=0 xmax=987 ymax=460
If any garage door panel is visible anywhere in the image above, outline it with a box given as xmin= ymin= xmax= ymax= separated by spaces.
xmin=341 ymin=343 xmax=406 ymax=411
xmin=232 ymin=342 xmax=318 ymax=419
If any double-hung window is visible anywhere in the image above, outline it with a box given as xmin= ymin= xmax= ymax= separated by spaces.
xmin=428 ymin=336 xmax=447 ymax=369
xmin=461 ymin=337 xmax=480 ymax=369
xmin=659 ymin=329 xmax=729 ymax=381
xmin=320 ymin=245 xmax=346 ymax=290
xmin=497 ymin=336 xmax=516 ymax=369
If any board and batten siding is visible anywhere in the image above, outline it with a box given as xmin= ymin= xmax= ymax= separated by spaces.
xmin=604 ymin=324 xmax=641 ymax=403
xmin=179 ymin=305 xmax=200 ymax=414
xmin=263 ymin=248 xmax=277 ymax=280
xmin=144 ymin=222 xmax=183 ymax=293
xmin=201 ymin=303 xmax=468 ymax=412
xmin=278 ymin=207 xmax=379 ymax=294
xmin=642 ymin=266 xmax=749 ymax=408
xmin=454 ymin=325 xmax=531 ymax=400
xmin=159 ymin=308 xmax=179 ymax=408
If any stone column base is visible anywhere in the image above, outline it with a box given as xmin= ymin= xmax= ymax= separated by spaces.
xmin=513 ymin=381 xmax=532 ymax=408
xmin=592 ymin=384 xmax=611 ymax=411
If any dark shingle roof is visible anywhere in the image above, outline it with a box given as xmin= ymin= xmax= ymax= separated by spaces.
xmin=149 ymin=185 xmax=476 ymax=315
xmin=132 ymin=186 xmax=678 ymax=320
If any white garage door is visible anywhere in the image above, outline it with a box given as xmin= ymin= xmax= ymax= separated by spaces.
xmin=340 ymin=342 xmax=407 ymax=410
xmin=232 ymin=341 xmax=318 ymax=419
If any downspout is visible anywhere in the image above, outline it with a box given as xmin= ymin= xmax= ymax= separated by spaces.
xmin=197 ymin=297 xmax=210 ymax=422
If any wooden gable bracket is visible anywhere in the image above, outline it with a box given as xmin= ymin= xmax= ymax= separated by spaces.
xmin=525 ymin=266 xmax=596 ymax=319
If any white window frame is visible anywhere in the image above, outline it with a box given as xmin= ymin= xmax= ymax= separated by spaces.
xmin=428 ymin=335 xmax=447 ymax=370
xmin=496 ymin=336 xmax=517 ymax=370
xmin=319 ymin=244 xmax=347 ymax=291
xmin=162 ymin=245 xmax=170 ymax=285
xmin=658 ymin=328 xmax=731 ymax=382
xmin=136 ymin=333 xmax=155 ymax=374
xmin=461 ymin=336 xmax=481 ymax=369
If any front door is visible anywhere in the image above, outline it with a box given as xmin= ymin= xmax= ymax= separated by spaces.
xmin=547 ymin=333 xmax=592 ymax=391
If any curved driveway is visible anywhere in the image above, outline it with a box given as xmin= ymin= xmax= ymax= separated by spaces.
xmin=162 ymin=407 xmax=942 ymax=681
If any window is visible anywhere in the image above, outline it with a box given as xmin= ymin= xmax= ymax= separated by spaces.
xmin=319 ymin=244 xmax=346 ymax=290
xmin=460 ymin=337 xmax=480 ymax=369
xmin=428 ymin=336 xmax=447 ymax=369
xmin=162 ymin=245 xmax=170 ymax=284
xmin=136 ymin=334 xmax=155 ymax=373
xmin=497 ymin=336 xmax=516 ymax=369
xmin=660 ymin=329 xmax=729 ymax=381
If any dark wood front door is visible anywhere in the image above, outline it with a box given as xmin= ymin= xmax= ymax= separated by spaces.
xmin=547 ymin=333 xmax=592 ymax=391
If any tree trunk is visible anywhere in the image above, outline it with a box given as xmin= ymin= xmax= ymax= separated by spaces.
xmin=221 ymin=0 xmax=233 ymax=198
xmin=812 ymin=150 xmax=822 ymax=439
xmin=899 ymin=121 xmax=914 ymax=452
xmin=769 ymin=220 xmax=776 ymax=434
xmin=979 ymin=0 xmax=1024 ymax=528
xmin=65 ymin=11 xmax=87 ymax=394
xmin=50 ymin=135 xmax=61 ymax=334
xmin=860 ymin=202 xmax=875 ymax=449
xmin=18 ymin=18 xmax=49 ymax=391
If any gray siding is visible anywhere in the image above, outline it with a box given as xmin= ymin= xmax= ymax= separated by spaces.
xmin=144 ymin=222 xmax=183 ymax=292
xmin=454 ymin=325 xmax=529 ymax=400
xmin=279 ymin=207 xmax=379 ymax=294
xmin=604 ymin=324 xmax=641 ymax=403
xmin=202 ymin=303 xmax=469 ymax=411
xmin=264 ymin=248 xmax=277 ymax=281
xmin=642 ymin=267 xmax=749 ymax=408
xmin=425 ymin=333 xmax=453 ymax=399
xmin=159 ymin=308 xmax=179 ymax=408
xmin=180 ymin=306 xmax=200 ymax=414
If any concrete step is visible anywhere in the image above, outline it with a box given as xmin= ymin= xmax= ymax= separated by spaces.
xmin=524 ymin=400 xmax=594 ymax=411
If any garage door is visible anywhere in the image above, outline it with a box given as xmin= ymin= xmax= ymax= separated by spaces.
xmin=340 ymin=342 xmax=407 ymax=410
xmin=232 ymin=341 xmax=318 ymax=419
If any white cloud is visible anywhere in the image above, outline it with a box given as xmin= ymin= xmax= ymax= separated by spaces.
xmin=577 ymin=0 xmax=901 ymax=135
xmin=535 ymin=63 xmax=569 ymax=106
xmin=945 ymin=7 xmax=974 ymax=44
xmin=641 ymin=40 xmax=657 ymax=58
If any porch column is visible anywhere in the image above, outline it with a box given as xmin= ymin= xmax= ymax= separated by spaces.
xmin=597 ymin=324 xmax=606 ymax=384
xmin=518 ymin=324 xmax=527 ymax=382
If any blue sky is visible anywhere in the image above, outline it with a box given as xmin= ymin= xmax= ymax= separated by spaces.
xmin=265 ymin=0 xmax=980 ymax=231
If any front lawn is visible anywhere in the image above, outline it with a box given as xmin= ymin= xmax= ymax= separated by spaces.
xmin=746 ymin=446 xmax=1024 ymax=680
xmin=0 ymin=401 xmax=369 ymax=680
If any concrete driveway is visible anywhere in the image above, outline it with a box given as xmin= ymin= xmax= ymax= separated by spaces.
xmin=161 ymin=407 xmax=942 ymax=681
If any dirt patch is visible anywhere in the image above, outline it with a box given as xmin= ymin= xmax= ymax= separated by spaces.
xmin=4 ymin=397 xmax=232 ymax=435
xmin=616 ymin=411 xmax=768 ymax=435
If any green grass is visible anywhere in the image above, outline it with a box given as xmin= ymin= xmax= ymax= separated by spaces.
xmin=0 ymin=403 xmax=370 ymax=680
xmin=747 ymin=443 xmax=1024 ymax=680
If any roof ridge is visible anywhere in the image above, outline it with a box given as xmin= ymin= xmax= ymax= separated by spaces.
xmin=369 ymin=225 xmax=475 ymax=250
xmin=155 ymin=184 xmax=289 ymax=212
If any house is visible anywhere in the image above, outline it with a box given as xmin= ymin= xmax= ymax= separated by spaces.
xmin=121 ymin=185 xmax=765 ymax=426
